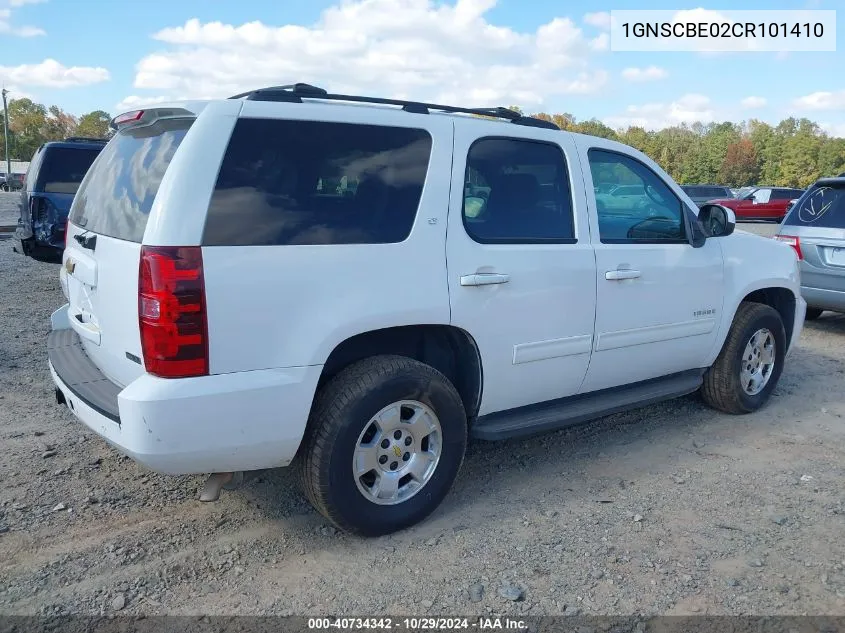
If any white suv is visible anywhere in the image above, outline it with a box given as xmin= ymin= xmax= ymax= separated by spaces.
xmin=48 ymin=84 xmax=806 ymax=536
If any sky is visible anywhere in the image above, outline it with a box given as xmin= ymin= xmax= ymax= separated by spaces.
xmin=1 ymin=0 xmax=843 ymax=136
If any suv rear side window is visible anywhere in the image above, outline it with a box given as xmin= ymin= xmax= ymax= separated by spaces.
xmin=784 ymin=184 xmax=845 ymax=229
xmin=70 ymin=118 xmax=193 ymax=243
xmin=462 ymin=138 xmax=575 ymax=243
xmin=203 ymin=119 xmax=432 ymax=246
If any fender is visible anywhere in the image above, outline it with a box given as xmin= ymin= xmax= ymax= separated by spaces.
xmin=704 ymin=229 xmax=802 ymax=366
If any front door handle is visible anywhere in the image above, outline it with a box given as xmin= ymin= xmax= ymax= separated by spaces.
xmin=605 ymin=269 xmax=641 ymax=281
xmin=460 ymin=273 xmax=510 ymax=287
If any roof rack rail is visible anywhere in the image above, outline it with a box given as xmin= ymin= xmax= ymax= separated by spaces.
xmin=228 ymin=83 xmax=560 ymax=130
xmin=64 ymin=137 xmax=109 ymax=143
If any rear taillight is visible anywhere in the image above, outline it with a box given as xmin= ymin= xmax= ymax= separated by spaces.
xmin=138 ymin=246 xmax=208 ymax=378
xmin=774 ymin=235 xmax=802 ymax=260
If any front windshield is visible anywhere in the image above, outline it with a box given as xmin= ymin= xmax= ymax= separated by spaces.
xmin=740 ymin=188 xmax=758 ymax=200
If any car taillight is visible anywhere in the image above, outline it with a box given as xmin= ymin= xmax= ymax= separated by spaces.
xmin=138 ymin=246 xmax=208 ymax=378
xmin=774 ymin=235 xmax=802 ymax=260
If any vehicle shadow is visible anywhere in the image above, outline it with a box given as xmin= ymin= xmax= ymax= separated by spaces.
xmin=238 ymin=336 xmax=845 ymax=541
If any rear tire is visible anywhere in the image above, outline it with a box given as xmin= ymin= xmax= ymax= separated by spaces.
xmin=805 ymin=308 xmax=824 ymax=321
xmin=702 ymin=302 xmax=786 ymax=414
xmin=297 ymin=355 xmax=467 ymax=536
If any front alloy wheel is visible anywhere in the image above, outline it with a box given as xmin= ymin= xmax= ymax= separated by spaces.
xmin=739 ymin=328 xmax=776 ymax=396
xmin=702 ymin=302 xmax=786 ymax=414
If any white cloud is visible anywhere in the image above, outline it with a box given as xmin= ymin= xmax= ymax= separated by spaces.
xmin=128 ymin=0 xmax=608 ymax=108
xmin=621 ymin=66 xmax=667 ymax=82
xmin=740 ymin=96 xmax=767 ymax=109
xmin=589 ymin=33 xmax=609 ymax=51
xmin=0 ymin=59 xmax=110 ymax=88
xmin=114 ymin=95 xmax=174 ymax=113
xmin=820 ymin=122 xmax=845 ymax=139
xmin=0 ymin=2 xmax=45 ymax=36
xmin=793 ymin=90 xmax=845 ymax=111
xmin=583 ymin=11 xmax=611 ymax=29
xmin=604 ymin=94 xmax=715 ymax=130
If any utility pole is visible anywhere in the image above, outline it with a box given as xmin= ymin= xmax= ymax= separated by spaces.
xmin=1 ymin=88 xmax=10 ymax=180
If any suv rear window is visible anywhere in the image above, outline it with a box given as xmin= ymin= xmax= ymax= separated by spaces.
xmin=784 ymin=184 xmax=845 ymax=229
xmin=35 ymin=147 xmax=101 ymax=195
xmin=202 ymin=119 xmax=432 ymax=246
xmin=69 ymin=118 xmax=193 ymax=243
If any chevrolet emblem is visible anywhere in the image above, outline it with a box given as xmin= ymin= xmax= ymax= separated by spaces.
xmin=393 ymin=445 xmax=402 ymax=458
xmin=64 ymin=259 xmax=75 ymax=275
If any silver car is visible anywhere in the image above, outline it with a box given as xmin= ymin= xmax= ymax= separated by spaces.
xmin=775 ymin=177 xmax=845 ymax=320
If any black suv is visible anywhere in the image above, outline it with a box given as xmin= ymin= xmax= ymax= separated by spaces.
xmin=680 ymin=184 xmax=734 ymax=208
xmin=16 ymin=137 xmax=107 ymax=259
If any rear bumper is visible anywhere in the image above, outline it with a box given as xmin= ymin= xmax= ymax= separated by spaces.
xmin=48 ymin=313 xmax=322 ymax=475
xmin=802 ymin=285 xmax=845 ymax=313
xmin=791 ymin=295 xmax=807 ymax=352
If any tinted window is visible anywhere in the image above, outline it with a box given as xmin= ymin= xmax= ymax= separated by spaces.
xmin=35 ymin=147 xmax=102 ymax=194
xmin=203 ymin=119 xmax=432 ymax=246
xmin=772 ymin=188 xmax=799 ymax=200
xmin=462 ymin=138 xmax=574 ymax=243
xmin=589 ymin=149 xmax=685 ymax=243
xmin=70 ymin=118 xmax=193 ymax=242
xmin=784 ymin=184 xmax=845 ymax=229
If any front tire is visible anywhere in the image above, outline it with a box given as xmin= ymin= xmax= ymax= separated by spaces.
xmin=702 ymin=302 xmax=786 ymax=414
xmin=298 ymin=355 xmax=467 ymax=536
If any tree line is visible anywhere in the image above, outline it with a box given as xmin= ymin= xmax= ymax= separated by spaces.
xmin=1 ymin=98 xmax=111 ymax=165
xmin=3 ymin=97 xmax=844 ymax=188
xmin=523 ymin=109 xmax=845 ymax=188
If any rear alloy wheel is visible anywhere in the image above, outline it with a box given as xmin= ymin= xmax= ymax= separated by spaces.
xmin=298 ymin=355 xmax=467 ymax=536
xmin=702 ymin=302 xmax=786 ymax=414
xmin=805 ymin=308 xmax=824 ymax=321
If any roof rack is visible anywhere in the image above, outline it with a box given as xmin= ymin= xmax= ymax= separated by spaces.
xmin=228 ymin=83 xmax=560 ymax=130
xmin=64 ymin=137 xmax=109 ymax=144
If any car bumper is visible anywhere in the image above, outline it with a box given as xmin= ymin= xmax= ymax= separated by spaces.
xmin=802 ymin=285 xmax=845 ymax=313
xmin=48 ymin=315 xmax=322 ymax=475
xmin=791 ymin=295 xmax=807 ymax=352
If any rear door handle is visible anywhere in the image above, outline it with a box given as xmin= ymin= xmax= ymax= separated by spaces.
xmin=605 ymin=269 xmax=641 ymax=281
xmin=460 ymin=273 xmax=510 ymax=286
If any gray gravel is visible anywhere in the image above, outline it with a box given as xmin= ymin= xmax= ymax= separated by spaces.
xmin=2 ymin=192 xmax=845 ymax=617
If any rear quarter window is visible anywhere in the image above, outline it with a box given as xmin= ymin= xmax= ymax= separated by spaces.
xmin=202 ymin=118 xmax=433 ymax=246
xmin=784 ymin=185 xmax=845 ymax=229
xmin=69 ymin=118 xmax=193 ymax=243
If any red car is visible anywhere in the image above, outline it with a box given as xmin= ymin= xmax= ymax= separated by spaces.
xmin=709 ymin=186 xmax=804 ymax=222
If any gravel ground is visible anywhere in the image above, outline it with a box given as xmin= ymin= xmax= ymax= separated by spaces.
xmin=1 ymin=191 xmax=845 ymax=617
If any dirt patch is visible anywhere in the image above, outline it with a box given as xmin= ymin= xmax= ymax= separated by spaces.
xmin=1 ymin=194 xmax=844 ymax=616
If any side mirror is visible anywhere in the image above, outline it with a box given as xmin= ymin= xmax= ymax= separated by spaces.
xmin=698 ymin=204 xmax=735 ymax=237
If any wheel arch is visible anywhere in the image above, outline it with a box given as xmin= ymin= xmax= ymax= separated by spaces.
xmin=316 ymin=324 xmax=483 ymax=419
xmin=708 ymin=283 xmax=798 ymax=366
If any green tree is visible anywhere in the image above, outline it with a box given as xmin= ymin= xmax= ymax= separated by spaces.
xmin=573 ymin=118 xmax=618 ymax=140
xmin=7 ymin=98 xmax=49 ymax=160
xmin=778 ymin=120 xmax=824 ymax=187
xmin=76 ymin=110 xmax=112 ymax=139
